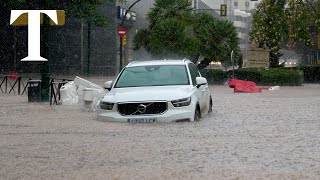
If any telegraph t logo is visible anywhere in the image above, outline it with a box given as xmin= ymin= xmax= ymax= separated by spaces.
xmin=10 ymin=10 xmax=64 ymax=61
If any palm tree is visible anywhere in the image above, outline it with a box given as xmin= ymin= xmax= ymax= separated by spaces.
xmin=133 ymin=0 xmax=240 ymax=69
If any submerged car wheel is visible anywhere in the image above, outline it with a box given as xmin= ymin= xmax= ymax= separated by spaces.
xmin=194 ymin=107 xmax=201 ymax=122
xmin=208 ymin=97 xmax=212 ymax=113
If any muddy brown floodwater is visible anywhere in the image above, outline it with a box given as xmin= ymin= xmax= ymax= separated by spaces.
xmin=1 ymin=81 xmax=320 ymax=179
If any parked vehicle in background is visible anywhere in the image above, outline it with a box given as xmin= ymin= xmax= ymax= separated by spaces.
xmin=97 ymin=59 xmax=212 ymax=123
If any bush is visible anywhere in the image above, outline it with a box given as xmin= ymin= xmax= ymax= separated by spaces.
xmin=201 ymin=69 xmax=226 ymax=84
xmin=203 ymin=68 xmax=303 ymax=86
xmin=227 ymin=68 xmax=263 ymax=83
xmin=298 ymin=65 xmax=320 ymax=83
xmin=260 ymin=69 xmax=303 ymax=86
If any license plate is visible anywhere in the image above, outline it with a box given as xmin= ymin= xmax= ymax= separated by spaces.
xmin=127 ymin=118 xmax=157 ymax=123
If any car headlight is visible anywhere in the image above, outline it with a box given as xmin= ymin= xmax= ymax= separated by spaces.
xmin=171 ymin=97 xmax=191 ymax=107
xmin=100 ymin=101 xmax=114 ymax=110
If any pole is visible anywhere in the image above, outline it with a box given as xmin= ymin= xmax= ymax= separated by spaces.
xmin=87 ymin=22 xmax=91 ymax=76
xmin=41 ymin=0 xmax=51 ymax=102
xmin=231 ymin=50 xmax=234 ymax=79
xmin=118 ymin=0 xmax=142 ymax=73
xmin=120 ymin=0 xmax=142 ymax=27
xmin=119 ymin=36 xmax=123 ymax=72
xmin=245 ymin=14 xmax=251 ymax=66
xmin=13 ymin=27 xmax=17 ymax=70
xmin=80 ymin=22 xmax=84 ymax=74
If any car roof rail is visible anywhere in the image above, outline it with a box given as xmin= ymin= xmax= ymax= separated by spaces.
xmin=182 ymin=58 xmax=190 ymax=64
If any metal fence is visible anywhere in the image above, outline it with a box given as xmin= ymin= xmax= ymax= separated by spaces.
xmin=302 ymin=51 xmax=320 ymax=65
xmin=0 ymin=75 xmax=29 ymax=95
xmin=0 ymin=75 xmax=72 ymax=105
xmin=49 ymin=78 xmax=72 ymax=105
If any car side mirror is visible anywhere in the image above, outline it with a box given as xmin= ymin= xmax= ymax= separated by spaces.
xmin=104 ymin=81 xmax=113 ymax=91
xmin=196 ymin=77 xmax=207 ymax=88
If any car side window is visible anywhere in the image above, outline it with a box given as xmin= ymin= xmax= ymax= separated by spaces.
xmin=190 ymin=63 xmax=201 ymax=77
xmin=188 ymin=63 xmax=200 ymax=86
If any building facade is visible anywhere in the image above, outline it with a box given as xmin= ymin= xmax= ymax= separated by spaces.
xmin=194 ymin=0 xmax=262 ymax=63
xmin=116 ymin=0 xmax=264 ymax=69
xmin=0 ymin=3 xmax=119 ymax=76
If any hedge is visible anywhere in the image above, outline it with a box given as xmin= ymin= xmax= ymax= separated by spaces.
xmin=200 ymin=69 xmax=226 ymax=84
xmin=227 ymin=68 xmax=263 ymax=83
xmin=298 ymin=65 xmax=320 ymax=83
xmin=260 ymin=69 xmax=303 ymax=86
xmin=202 ymin=68 xmax=304 ymax=86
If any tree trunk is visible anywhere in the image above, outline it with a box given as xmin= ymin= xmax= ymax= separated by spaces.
xmin=197 ymin=57 xmax=212 ymax=70
xmin=269 ymin=51 xmax=279 ymax=68
xmin=191 ymin=53 xmax=200 ymax=64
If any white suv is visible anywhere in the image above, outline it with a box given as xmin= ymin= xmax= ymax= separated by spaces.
xmin=97 ymin=59 xmax=212 ymax=123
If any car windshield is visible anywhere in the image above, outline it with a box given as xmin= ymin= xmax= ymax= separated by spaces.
xmin=115 ymin=65 xmax=189 ymax=88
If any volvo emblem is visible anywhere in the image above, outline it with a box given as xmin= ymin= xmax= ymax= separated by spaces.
xmin=137 ymin=104 xmax=147 ymax=113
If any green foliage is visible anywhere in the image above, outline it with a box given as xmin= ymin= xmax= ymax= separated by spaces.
xmin=285 ymin=0 xmax=313 ymax=47
xmin=133 ymin=0 xmax=240 ymax=66
xmin=250 ymin=0 xmax=286 ymax=67
xmin=298 ymin=65 xmax=320 ymax=83
xmin=286 ymin=0 xmax=320 ymax=54
xmin=133 ymin=28 xmax=149 ymax=50
xmin=134 ymin=0 xmax=196 ymax=59
xmin=228 ymin=68 xmax=263 ymax=83
xmin=260 ymin=69 xmax=303 ymax=86
xmin=201 ymin=69 xmax=227 ymax=84
xmin=193 ymin=12 xmax=240 ymax=63
xmin=0 ymin=0 xmax=122 ymax=26
xmin=148 ymin=18 xmax=192 ymax=58
xmin=251 ymin=0 xmax=320 ymax=67
xmin=204 ymin=68 xmax=303 ymax=86
xmin=148 ymin=0 xmax=193 ymax=27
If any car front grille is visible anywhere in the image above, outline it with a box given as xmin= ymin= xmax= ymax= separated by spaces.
xmin=117 ymin=102 xmax=167 ymax=116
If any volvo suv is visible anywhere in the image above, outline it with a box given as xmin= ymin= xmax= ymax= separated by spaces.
xmin=97 ymin=59 xmax=212 ymax=123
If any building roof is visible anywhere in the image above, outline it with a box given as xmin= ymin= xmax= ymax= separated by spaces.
xmin=196 ymin=0 xmax=220 ymax=17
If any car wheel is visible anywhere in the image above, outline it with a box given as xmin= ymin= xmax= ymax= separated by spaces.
xmin=208 ymin=97 xmax=212 ymax=113
xmin=194 ymin=107 xmax=201 ymax=122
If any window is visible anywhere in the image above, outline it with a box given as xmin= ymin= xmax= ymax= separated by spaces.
xmin=234 ymin=2 xmax=238 ymax=7
xmin=115 ymin=65 xmax=189 ymax=88
xmin=245 ymin=2 xmax=249 ymax=7
xmin=188 ymin=63 xmax=200 ymax=86
xmin=193 ymin=0 xmax=197 ymax=9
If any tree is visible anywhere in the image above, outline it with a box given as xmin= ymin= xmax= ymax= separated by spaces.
xmin=146 ymin=18 xmax=197 ymax=59
xmin=302 ymin=0 xmax=320 ymax=58
xmin=285 ymin=0 xmax=313 ymax=49
xmin=133 ymin=0 xmax=240 ymax=69
xmin=0 ymin=0 xmax=125 ymax=26
xmin=0 ymin=0 xmax=124 ymax=100
xmin=250 ymin=0 xmax=320 ymax=67
xmin=147 ymin=0 xmax=193 ymax=28
xmin=192 ymin=12 xmax=239 ymax=68
xmin=250 ymin=0 xmax=286 ymax=68
xmin=133 ymin=0 xmax=196 ymax=59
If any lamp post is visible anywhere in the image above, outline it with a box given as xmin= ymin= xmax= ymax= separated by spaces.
xmin=41 ymin=0 xmax=51 ymax=102
xmin=120 ymin=0 xmax=142 ymax=27
xmin=231 ymin=50 xmax=234 ymax=78
xmin=87 ymin=22 xmax=91 ymax=76
xmin=118 ymin=0 xmax=142 ymax=73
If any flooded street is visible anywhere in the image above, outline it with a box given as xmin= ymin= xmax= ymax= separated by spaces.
xmin=1 ymin=84 xmax=320 ymax=179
